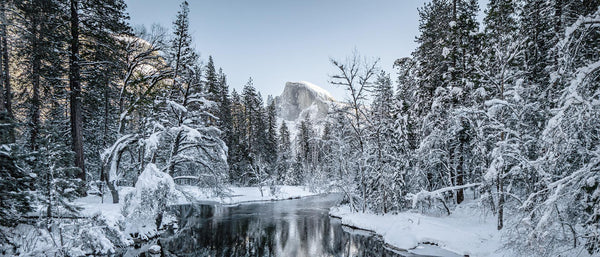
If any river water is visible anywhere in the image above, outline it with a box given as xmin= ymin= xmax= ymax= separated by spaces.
xmin=130 ymin=194 xmax=457 ymax=257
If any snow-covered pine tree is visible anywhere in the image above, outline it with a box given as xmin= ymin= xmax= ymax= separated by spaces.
xmin=159 ymin=59 xmax=228 ymax=192
xmin=412 ymin=0 xmax=480 ymax=210
xmin=168 ymin=1 xmax=196 ymax=99
xmin=0 ymin=4 xmax=30 ymax=221
xmin=10 ymin=0 xmax=84 ymax=217
xmin=295 ymin=117 xmax=315 ymax=183
xmin=68 ymin=0 xmax=87 ymax=193
xmin=38 ymin=93 xmax=83 ymax=219
xmin=365 ymin=71 xmax=408 ymax=213
xmin=240 ymin=79 xmax=271 ymax=185
xmin=228 ymin=88 xmax=252 ymax=183
xmin=479 ymin=0 xmax=542 ymax=231
xmin=276 ymin=121 xmax=291 ymax=183
xmin=413 ymin=0 xmax=453 ymax=198
xmin=521 ymin=9 xmax=600 ymax=254
xmin=0 ymin=111 xmax=32 ymax=227
xmin=264 ymin=96 xmax=278 ymax=173
xmin=217 ymin=68 xmax=233 ymax=146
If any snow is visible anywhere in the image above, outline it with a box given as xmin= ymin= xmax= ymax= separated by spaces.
xmin=76 ymin=193 xmax=127 ymax=220
xmin=101 ymin=134 xmax=138 ymax=182
xmin=587 ymin=176 xmax=597 ymax=187
xmin=122 ymin=164 xmax=178 ymax=240
xmin=408 ymin=183 xmax=481 ymax=209
xmin=442 ymin=47 xmax=451 ymax=58
xmin=484 ymin=99 xmax=509 ymax=107
xmin=137 ymin=164 xmax=176 ymax=191
xmin=148 ymin=244 xmax=161 ymax=254
xmin=297 ymin=81 xmax=335 ymax=101
xmin=166 ymin=100 xmax=187 ymax=114
xmin=144 ymin=131 xmax=161 ymax=158
xmin=330 ymin=199 xmax=503 ymax=257
xmin=175 ymin=185 xmax=317 ymax=205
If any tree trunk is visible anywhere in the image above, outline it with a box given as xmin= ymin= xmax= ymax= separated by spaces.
xmin=102 ymin=164 xmax=119 ymax=204
xmin=456 ymin=126 xmax=465 ymax=204
xmin=167 ymin=130 xmax=183 ymax=175
xmin=0 ymin=3 xmax=14 ymax=143
xmin=456 ymin=151 xmax=464 ymax=204
xmin=31 ymin=22 xmax=41 ymax=151
xmin=497 ymin=171 xmax=504 ymax=230
xmin=0 ymin=19 xmax=4 ymax=114
xmin=106 ymin=179 xmax=119 ymax=204
xmin=69 ymin=0 xmax=86 ymax=194
xmin=497 ymin=77 xmax=506 ymax=230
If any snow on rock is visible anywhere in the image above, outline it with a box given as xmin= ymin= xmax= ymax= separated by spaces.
xmin=330 ymin=200 xmax=503 ymax=257
xmin=275 ymin=81 xmax=335 ymax=121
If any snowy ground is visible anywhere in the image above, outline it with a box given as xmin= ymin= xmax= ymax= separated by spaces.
xmin=74 ymin=185 xmax=317 ymax=218
xmin=175 ymin=185 xmax=318 ymax=205
xmin=330 ymin=200 xmax=504 ymax=257
xmin=76 ymin=187 xmax=135 ymax=219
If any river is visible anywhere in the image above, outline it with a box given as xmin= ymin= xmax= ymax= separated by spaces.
xmin=126 ymin=194 xmax=459 ymax=257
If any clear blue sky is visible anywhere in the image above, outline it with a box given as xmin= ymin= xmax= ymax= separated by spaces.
xmin=124 ymin=0 xmax=488 ymax=100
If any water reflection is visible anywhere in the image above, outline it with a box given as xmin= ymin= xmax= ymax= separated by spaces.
xmin=155 ymin=195 xmax=410 ymax=257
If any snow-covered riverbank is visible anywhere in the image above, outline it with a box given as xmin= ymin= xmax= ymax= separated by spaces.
xmin=77 ymin=185 xmax=317 ymax=213
xmin=1 ymin=185 xmax=319 ymax=256
xmin=330 ymin=201 xmax=503 ymax=257
xmin=331 ymin=200 xmax=598 ymax=257
xmin=175 ymin=185 xmax=318 ymax=205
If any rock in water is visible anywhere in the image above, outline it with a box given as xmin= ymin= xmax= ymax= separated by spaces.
xmin=275 ymin=81 xmax=335 ymax=121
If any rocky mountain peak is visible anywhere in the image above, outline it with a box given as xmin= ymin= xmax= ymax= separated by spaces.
xmin=275 ymin=81 xmax=335 ymax=121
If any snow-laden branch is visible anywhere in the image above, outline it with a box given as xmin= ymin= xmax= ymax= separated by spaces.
xmin=101 ymin=134 xmax=139 ymax=183
xmin=407 ymin=182 xmax=481 ymax=209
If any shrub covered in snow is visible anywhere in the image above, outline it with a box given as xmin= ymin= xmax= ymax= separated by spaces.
xmin=2 ymin=215 xmax=132 ymax=257
xmin=122 ymin=163 xmax=177 ymax=240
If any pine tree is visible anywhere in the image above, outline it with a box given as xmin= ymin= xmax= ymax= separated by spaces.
xmin=217 ymin=68 xmax=233 ymax=146
xmin=276 ymin=121 xmax=291 ymax=183
xmin=228 ymin=89 xmax=251 ymax=183
xmin=265 ymin=97 xmax=278 ymax=166
xmin=521 ymin=8 xmax=600 ymax=254
xmin=169 ymin=1 xmax=197 ymax=99
xmin=69 ymin=0 xmax=87 ymax=193
xmin=39 ymin=93 xmax=82 ymax=219
xmin=412 ymin=0 xmax=480 ymax=207
xmin=0 ymin=0 xmax=14 ymax=143
xmin=79 ymin=0 xmax=130 ymax=186
xmin=296 ymin=117 xmax=314 ymax=170
xmin=204 ymin=56 xmax=220 ymax=102
xmin=481 ymin=0 xmax=525 ymax=230
xmin=294 ymin=118 xmax=315 ymax=185
xmin=366 ymin=71 xmax=408 ymax=213
xmin=14 ymin=0 xmax=66 ymax=152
